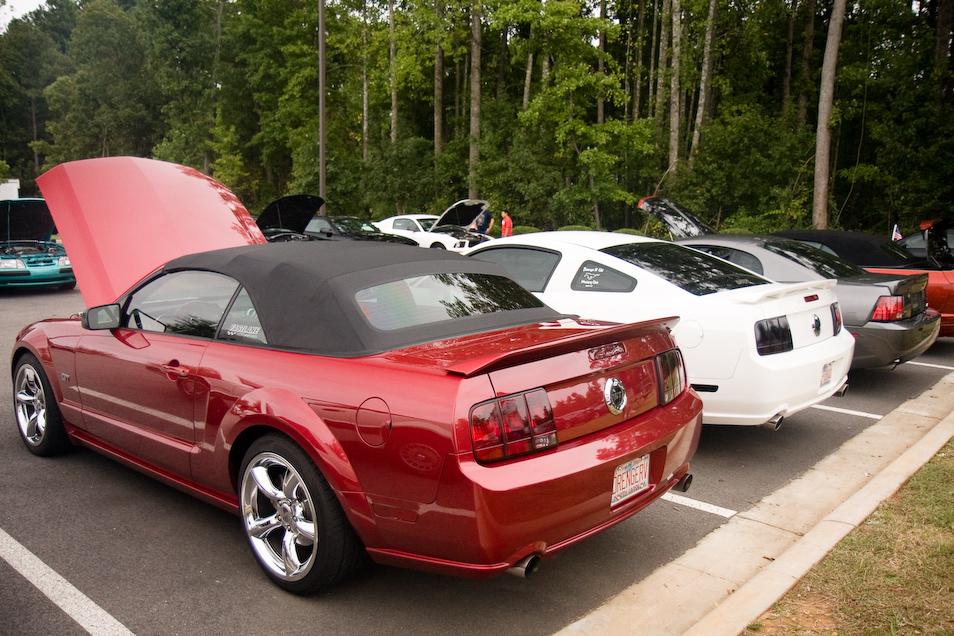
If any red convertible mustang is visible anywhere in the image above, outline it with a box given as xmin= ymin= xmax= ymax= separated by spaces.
xmin=13 ymin=157 xmax=702 ymax=593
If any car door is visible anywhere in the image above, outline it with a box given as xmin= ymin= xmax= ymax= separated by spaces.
xmin=74 ymin=270 xmax=239 ymax=479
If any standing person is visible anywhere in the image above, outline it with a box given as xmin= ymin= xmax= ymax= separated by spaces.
xmin=501 ymin=210 xmax=513 ymax=237
xmin=473 ymin=207 xmax=495 ymax=234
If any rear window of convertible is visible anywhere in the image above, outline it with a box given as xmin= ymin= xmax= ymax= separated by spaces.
xmin=602 ymin=242 xmax=769 ymax=296
xmin=355 ymin=273 xmax=545 ymax=330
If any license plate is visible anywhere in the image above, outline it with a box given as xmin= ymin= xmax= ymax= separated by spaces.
xmin=820 ymin=361 xmax=833 ymax=387
xmin=611 ymin=455 xmax=650 ymax=506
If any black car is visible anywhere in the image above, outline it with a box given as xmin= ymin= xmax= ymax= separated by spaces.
xmin=257 ymin=195 xmax=418 ymax=245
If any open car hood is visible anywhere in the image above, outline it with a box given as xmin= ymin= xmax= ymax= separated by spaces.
xmin=37 ymin=157 xmax=265 ymax=307
xmin=257 ymin=194 xmax=324 ymax=233
xmin=436 ymin=199 xmax=489 ymax=228
xmin=639 ymin=196 xmax=717 ymax=238
xmin=0 ymin=199 xmax=57 ymax=242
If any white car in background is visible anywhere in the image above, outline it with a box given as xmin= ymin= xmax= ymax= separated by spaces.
xmin=466 ymin=232 xmax=855 ymax=429
xmin=376 ymin=200 xmax=495 ymax=252
xmin=374 ymin=214 xmax=457 ymax=249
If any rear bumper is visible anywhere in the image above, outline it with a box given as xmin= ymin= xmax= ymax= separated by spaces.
xmin=848 ymin=310 xmax=940 ymax=369
xmin=691 ymin=329 xmax=855 ymax=426
xmin=361 ymin=389 xmax=704 ymax=577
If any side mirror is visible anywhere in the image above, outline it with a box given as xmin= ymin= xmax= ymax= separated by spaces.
xmin=82 ymin=304 xmax=121 ymax=330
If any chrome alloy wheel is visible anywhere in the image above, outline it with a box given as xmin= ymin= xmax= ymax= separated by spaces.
xmin=15 ymin=363 xmax=49 ymax=447
xmin=240 ymin=452 xmax=318 ymax=583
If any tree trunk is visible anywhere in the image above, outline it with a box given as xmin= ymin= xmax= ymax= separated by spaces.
xmin=689 ymin=0 xmax=716 ymax=161
xmin=363 ymin=25 xmax=369 ymax=162
xmin=654 ymin=0 xmax=671 ymax=126
xmin=782 ymin=0 xmax=795 ymax=112
xmin=496 ymin=28 xmax=508 ymax=100
xmin=523 ymin=49 xmax=534 ymax=110
xmin=389 ymin=0 xmax=397 ymax=145
xmin=469 ymin=3 xmax=482 ymax=199
xmin=797 ymin=0 xmax=816 ymax=130
xmin=936 ymin=0 xmax=953 ymax=96
xmin=812 ymin=0 xmax=847 ymax=230
xmin=434 ymin=1 xmax=444 ymax=155
xmin=634 ymin=0 xmax=647 ymax=119
xmin=319 ymin=0 xmax=327 ymax=212
xmin=598 ymin=0 xmax=606 ymax=124
xmin=668 ymin=0 xmax=681 ymax=168
xmin=648 ymin=0 xmax=660 ymax=116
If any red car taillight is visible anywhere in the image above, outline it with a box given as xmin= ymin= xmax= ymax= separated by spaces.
xmin=470 ymin=388 xmax=557 ymax=463
xmin=655 ymin=349 xmax=687 ymax=406
xmin=831 ymin=302 xmax=843 ymax=334
xmin=871 ymin=296 xmax=904 ymax=322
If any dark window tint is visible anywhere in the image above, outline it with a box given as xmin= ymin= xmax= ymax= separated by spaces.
xmin=571 ymin=260 xmax=637 ymax=292
xmin=763 ymin=240 xmax=864 ymax=278
xmin=218 ymin=287 xmax=267 ymax=345
xmin=688 ymin=245 xmax=764 ymax=275
xmin=469 ymin=247 xmax=560 ymax=292
xmin=356 ymin=273 xmax=545 ymax=331
xmin=602 ymin=242 xmax=768 ymax=296
xmin=123 ymin=271 xmax=238 ymax=337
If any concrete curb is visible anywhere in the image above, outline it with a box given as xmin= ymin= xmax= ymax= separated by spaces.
xmin=553 ymin=370 xmax=954 ymax=636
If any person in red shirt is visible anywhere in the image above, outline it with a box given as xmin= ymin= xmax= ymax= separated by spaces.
xmin=501 ymin=210 xmax=513 ymax=237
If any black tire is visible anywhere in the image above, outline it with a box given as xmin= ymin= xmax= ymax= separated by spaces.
xmin=429 ymin=242 xmax=447 ymax=249
xmin=59 ymin=281 xmax=77 ymax=291
xmin=239 ymin=434 xmax=365 ymax=594
xmin=13 ymin=353 xmax=70 ymax=456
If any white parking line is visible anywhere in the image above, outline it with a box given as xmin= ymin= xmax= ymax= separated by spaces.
xmin=811 ymin=404 xmax=883 ymax=419
xmin=906 ymin=361 xmax=954 ymax=371
xmin=0 ymin=527 xmax=135 ymax=636
xmin=661 ymin=493 xmax=737 ymax=518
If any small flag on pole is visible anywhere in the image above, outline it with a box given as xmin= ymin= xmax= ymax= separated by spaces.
xmin=892 ymin=224 xmax=902 ymax=241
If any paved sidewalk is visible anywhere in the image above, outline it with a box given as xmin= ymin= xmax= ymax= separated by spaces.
xmin=553 ymin=370 xmax=954 ymax=636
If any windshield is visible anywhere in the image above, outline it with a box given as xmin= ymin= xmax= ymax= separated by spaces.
xmin=356 ymin=273 xmax=545 ymax=330
xmin=763 ymin=240 xmax=864 ymax=278
xmin=602 ymin=242 xmax=768 ymax=295
xmin=333 ymin=217 xmax=379 ymax=234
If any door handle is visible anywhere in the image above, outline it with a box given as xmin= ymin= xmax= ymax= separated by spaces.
xmin=160 ymin=361 xmax=191 ymax=379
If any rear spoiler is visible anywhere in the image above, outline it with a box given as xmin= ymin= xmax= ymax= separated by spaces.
xmin=840 ymin=272 xmax=929 ymax=296
xmin=444 ymin=316 xmax=680 ymax=378
xmin=740 ymin=279 xmax=836 ymax=303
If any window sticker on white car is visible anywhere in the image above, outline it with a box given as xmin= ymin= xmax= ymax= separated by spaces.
xmin=571 ymin=260 xmax=637 ymax=292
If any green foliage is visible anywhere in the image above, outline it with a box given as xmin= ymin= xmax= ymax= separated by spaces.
xmin=557 ymin=224 xmax=594 ymax=231
xmin=0 ymin=0 xmax=949 ymax=239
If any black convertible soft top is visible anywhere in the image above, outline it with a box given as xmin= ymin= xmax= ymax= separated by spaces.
xmin=771 ymin=229 xmax=931 ymax=268
xmin=162 ymin=240 xmax=561 ymax=356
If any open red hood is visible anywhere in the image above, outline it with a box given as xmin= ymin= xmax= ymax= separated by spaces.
xmin=37 ymin=157 xmax=265 ymax=307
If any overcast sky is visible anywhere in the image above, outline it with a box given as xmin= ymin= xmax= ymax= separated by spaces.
xmin=0 ymin=0 xmax=46 ymax=31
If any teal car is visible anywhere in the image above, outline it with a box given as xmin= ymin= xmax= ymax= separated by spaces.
xmin=0 ymin=199 xmax=75 ymax=289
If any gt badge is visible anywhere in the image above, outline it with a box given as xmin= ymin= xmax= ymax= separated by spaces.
xmin=604 ymin=377 xmax=627 ymax=415
xmin=811 ymin=314 xmax=822 ymax=337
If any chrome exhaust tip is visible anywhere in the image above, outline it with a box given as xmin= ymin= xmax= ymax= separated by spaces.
xmin=675 ymin=473 xmax=693 ymax=492
xmin=835 ymin=381 xmax=849 ymax=397
xmin=507 ymin=554 xmax=542 ymax=579
xmin=762 ymin=414 xmax=784 ymax=431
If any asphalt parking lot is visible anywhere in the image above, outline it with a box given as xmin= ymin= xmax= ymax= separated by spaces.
xmin=1 ymin=287 xmax=952 ymax=636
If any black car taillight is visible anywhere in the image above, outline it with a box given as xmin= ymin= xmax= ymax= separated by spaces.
xmin=831 ymin=302 xmax=843 ymax=334
xmin=755 ymin=316 xmax=793 ymax=355
xmin=470 ymin=388 xmax=557 ymax=463
xmin=655 ymin=349 xmax=687 ymax=406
